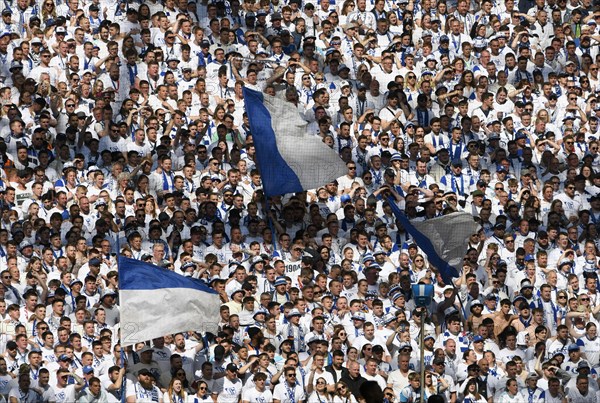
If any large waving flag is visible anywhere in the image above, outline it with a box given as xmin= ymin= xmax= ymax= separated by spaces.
xmin=118 ymin=256 xmax=220 ymax=346
xmin=243 ymin=87 xmax=347 ymax=197
xmin=387 ymin=198 xmax=479 ymax=285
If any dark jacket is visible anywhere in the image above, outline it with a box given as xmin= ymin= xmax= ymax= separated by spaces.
xmin=340 ymin=373 xmax=366 ymax=400
xmin=325 ymin=364 xmax=350 ymax=383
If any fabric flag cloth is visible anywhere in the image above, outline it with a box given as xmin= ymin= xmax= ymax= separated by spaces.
xmin=387 ymin=198 xmax=479 ymax=285
xmin=118 ymin=256 xmax=220 ymax=346
xmin=243 ymin=87 xmax=347 ymax=197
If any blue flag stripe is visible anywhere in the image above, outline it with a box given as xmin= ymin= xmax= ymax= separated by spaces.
xmin=242 ymin=88 xmax=303 ymax=196
xmin=387 ymin=197 xmax=459 ymax=285
xmin=118 ymin=256 xmax=218 ymax=294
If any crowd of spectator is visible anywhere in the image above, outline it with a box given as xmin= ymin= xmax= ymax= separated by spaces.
xmin=0 ymin=0 xmax=600 ymax=401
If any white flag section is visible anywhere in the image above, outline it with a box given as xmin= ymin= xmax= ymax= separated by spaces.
xmin=412 ymin=213 xmax=480 ymax=270
xmin=243 ymin=87 xmax=348 ymax=197
xmin=118 ymin=256 xmax=220 ymax=346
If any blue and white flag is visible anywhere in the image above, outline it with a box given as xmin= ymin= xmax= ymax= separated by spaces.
xmin=243 ymin=87 xmax=347 ymax=197
xmin=118 ymin=257 xmax=220 ymax=346
xmin=388 ymin=198 xmax=479 ymax=285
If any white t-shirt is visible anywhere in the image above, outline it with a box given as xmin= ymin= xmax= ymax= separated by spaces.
xmin=53 ymin=384 xmax=77 ymax=403
xmin=214 ymin=377 xmax=243 ymax=403
xmin=241 ymin=386 xmax=273 ymax=403
xmin=566 ymin=387 xmax=600 ymax=403
xmin=387 ymin=369 xmax=412 ymax=397
xmin=308 ymin=370 xmax=335 ymax=389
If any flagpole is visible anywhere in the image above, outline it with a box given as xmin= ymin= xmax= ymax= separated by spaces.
xmin=454 ymin=288 xmax=469 ymax=326
xmin=265 ymin=197 xmax=279 ymax=253
xmin=115 ymin=223 xmax=126 ymax=403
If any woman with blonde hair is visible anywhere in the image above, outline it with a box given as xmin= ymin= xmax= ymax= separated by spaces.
xmin=411 ymin=253 xmax=428 ymax=274
xmin=404 ymin=71 xmax=419 ymax=106
xmin=25 ymin=203 xmax=40 ymax=221
xmin=212 ymin=105 xmax=226 ymax=127
xmin=111 ymin=172 xmax=131 ymax=199
xmin=25 ymin=257 xmax=43 ymax=274
xmin=97 ymin=190 xmax=114 ymax=213
xmin=164 ymin=378 xmax=187 ymax=403
xmin=36 ymin=78 xmax=53 ymax=106
xmin=40 ymin=0 xmax=58 ymax=28
xmin=92 ymin=80 xmax=105 ymax=99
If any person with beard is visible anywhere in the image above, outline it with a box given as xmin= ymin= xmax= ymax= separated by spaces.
xmin=8 ymin=373 xmax=43 ymax=402
xmin=125 ymin=368 xmax=163 ymax=402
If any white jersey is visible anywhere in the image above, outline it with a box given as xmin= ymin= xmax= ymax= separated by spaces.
xmin=272 ymin=382 xmax=307 ymax=403
xmin=577 ymin=335 xmax=600 ymax=367
xmin=215 ymin=377 xmax=243 ymax=403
